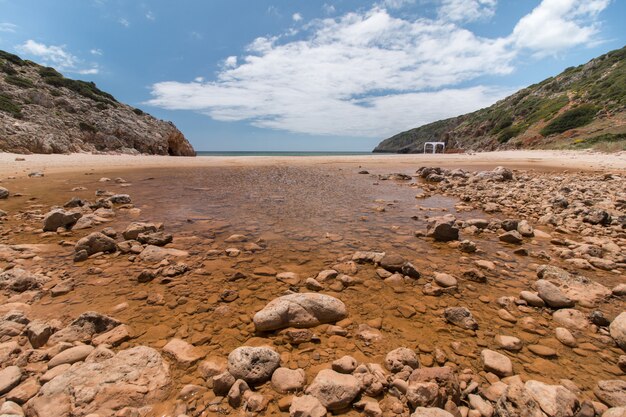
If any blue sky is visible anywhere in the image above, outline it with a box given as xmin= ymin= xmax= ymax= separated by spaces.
xmin=1 ymin=0 xmax=624 ymax=151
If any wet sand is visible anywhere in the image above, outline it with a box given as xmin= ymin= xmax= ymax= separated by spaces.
xmin=0 ymin=153 xmax=625 ymax=416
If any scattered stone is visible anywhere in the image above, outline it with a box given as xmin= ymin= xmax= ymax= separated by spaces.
xmin=499 ymin=230 xmax=523 ymax=244
xmin=0 ymin=366 xmax=22 ymax=395
xmin=290 ymin=395 xmax=327 ymax=417
xmin=426 ymin=215 xmax=459 ymax=242
xmin=481 ymin=349 xmax=513 ymax=377
xmin=385 ymin=347 xmax=419 ymax=372
xmin=434 ymin=273 xmax=457 ymax=288
xmin=42 ymin=209 xmax=82 ymax=232
xmin=163 ymin=338 xmax=203 ymax=367
xmin=271 ymin=367 xmax=306 ymax=393
xmin=74 ymin=232 xmax=117 ymax=256
xmin=610 ymin=312 xmax=626 ymax=351
xmin=594 ymin=380 xmax=626 ymax=408
xmin=332 ymin=355 xmax=358 ymax=374
xmin=48 ymin=344 xmax=95 ymax=368
xmin=536 ymin=279 xmax=575 ymax=309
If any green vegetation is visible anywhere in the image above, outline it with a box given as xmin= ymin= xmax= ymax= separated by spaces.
xmin=4 ymin=75 xmax=34 ymax=88
xmin=0 ymin=63 xmax=17 ymax=75
xmin=38 ymin=66 xmax=117 ymax=105
xmin=498 ymin=125 xmax=524 ymax=143
xmin=79 ymin=122 xmax=97 ymax=133
xmin=0 ymin=50 xmax=25 ymax=66
xmin=133 ymin=108 xmax=144 ymax=116
xmin=0 ymin=93 xmax=22 ymax=118
xmin=570 ymin=133 xmax=626 ymax=149
xmin=541 ymin=105 xmax=598 ymax=136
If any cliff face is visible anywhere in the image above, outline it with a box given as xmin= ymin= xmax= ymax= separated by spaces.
xmin=0 ymin=50 xmax=195 ymax=156
xmin=374 ymin=46 xmax=626 ymax=153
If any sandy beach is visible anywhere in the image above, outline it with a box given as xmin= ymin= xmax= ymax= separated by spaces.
xmin=1 ymin=149 xmax=625 ymax=177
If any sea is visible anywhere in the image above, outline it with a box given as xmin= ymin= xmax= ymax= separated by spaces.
xmin=196 ymin=151 xmax=373 ymax=156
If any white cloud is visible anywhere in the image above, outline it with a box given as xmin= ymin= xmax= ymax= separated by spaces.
xmin=379 ymin=0 xmax=416 ymax=9
xmin=322 ymin=4 xmax=336 ymax=14
xmin=0 ymin=22 xmax=17 ymax=33
xmin=90 ymin=48 xmax=103 ymax=56
xmin=118 ymin=17 xmax=130 ymax=27
xmin=146 ymin=10 xmax=156 ymax=21
xmin=292 ymin=13 xmax=303 ymax=22
xmin=147 ymin=0 xmax=611 ymax=138
xmin=194 ymin=76 xmax=204 ymax=83
xmin=438 ymin=0 xmax=497 ymax=22
xmin=224 ymin=56 xmax=237 ymax=68
xmin=16 ymin=40 xmax=99 ymax=75
xmin=512 ymin=0 xmax=610 ymax=56
xmin=148 ymin=7 xmax=514 ymax=137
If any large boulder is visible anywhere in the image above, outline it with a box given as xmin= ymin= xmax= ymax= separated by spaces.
xmin=227 ymin=346 xmax=280 ymax=385
xmin=42 ymin=209 xmax=82 ymax=232
xmin=25 ymin=346 xmax=171 ymax=416
xmin=537 ymin=265 xmax=610 ymax=306
xmin=74 ymin=232 xmax=117 ymax=256
xmin=305 ymin=369 xmax=360 ymax=411
xmin=253 ymin=293 xmax=347 ymax=331
xmin=595 ymin=380 xmax=626 ymax=407
xmin=610 ymin=312 xmax=626 ymax=351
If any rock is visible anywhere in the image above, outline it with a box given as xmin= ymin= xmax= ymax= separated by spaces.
xmin=138 ymin=245 xmax=188 ymax=263
xmin=253 ymin=293 xmax=348 ymax=331
xmin=107 ymin=194 xmax=131 ymax=204
xmin=434 ymin=273 xmax=457 ymax=288
xmin=227 ymin=346 xmax=280 ymax=385
xmin=137 ymin=231 xmax=173 ymax=246
xmin=379 ymin=254 xmax=420 ymax=278
xmin=517 ymin=220 xmax=534 ymax=237
xmin=520 ymin=291 xmax=545 ymax=308
xmin=74 ymin=232 xmax=117 ymax=256
xmin=332 ymin=355 xmax=358 ymax=373
xmin=499 ymin=230 xmax=523 ymax=244
xmin=0 ymin=268 xmax=47 ymax=293
xmin=25 ymin=346 xmax=171 ymax=416
xmin=228 ymin=379 xmax=250 ymax=408
xmin=537 ymin=265 xmax=610 ymax=306
xmin=408 ymin=367 xmax=460 ymax=408
xmin=0 ymin=187 xmax=9 ymax=199
xmin=555 ymin=327 xmax=577 ymax=347
xmin=354 ymin=363 xmax=388 ymax=396
xmin=583 ymin=209 xmax=611 ymax=226
xmin=610 ymin=312 xmax=626 ymax=351
xmin=122 ymin=222 xmax=158 ymax=240
xmin=536 ymin=279 xmax=575 ymax=309
xmin=385 ymin=347 xmax=419 ymax=372
xmin=353 ymin=251 xmax=385 ymax=264
xmin=24 ymin=320 xmax=53 ymax=348
xmin=468 ymin=393 xmax=494 ymax=417
xmin=92 ymin=324 xmax=132 ymax=347
xmin=495 ymin=335 xmax=523 ymax=352
xmin=595 ymin=380 xmax=626 ymax=407
xmin=426 ymin=215 xmax=459 ymax=242
xmin=290 ymin=395 xmax=327 ymax=417
xmin=613 ymin=285 xmax=626 ymax=296
xmin=271 ymin=368 xmax=306 ymax=393
xmin=213 ymin=371 xmax=236 ymax=396
xmin=163 ymin=338 xmax=203 ymax=367
xmin=48 ymin=344 xmax=95 ymax=368
xmin=0 ymin=366 xmax=22 ymax=395
xmin=481 ymin=349 xmax=513 ymax=377
xmin=495 ymin=382 xmax=544 ymax=417
xmin=305 ymin=369 xmax=360 ymax=411
xmin=603 ymin=407 xmax=626 ymax=417
xmin=553 ymin=309 xmax=589 ymax=330
xmin=0 ymin=401 xmax=23 ymax=416
xmin=6 ymin=378 xmax=40 ymax=404
xmin=42 ymin=209 xmax=82 ymax=232
xmin=49 ymin=311 xmax=120 ymax=344
xmin=525 ymin=380 xmax=578 ymax=417
xmin=410 ymin=408 xmax=454 ymax=417
xmin=444 ymin=307 xmax=478 ymax=330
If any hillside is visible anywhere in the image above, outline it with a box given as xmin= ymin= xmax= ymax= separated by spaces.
xmin=0 ymin=50 xmax=195 ymax=155
xmin=374 ymin=46 xmax=626 ymax=153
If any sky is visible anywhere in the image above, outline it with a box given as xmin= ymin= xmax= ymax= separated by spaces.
xmin=0 ymin=0 xmax=624 ymax=151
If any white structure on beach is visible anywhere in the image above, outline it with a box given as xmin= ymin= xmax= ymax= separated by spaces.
xmin=424 ymin=142 xmax=445 ymax=154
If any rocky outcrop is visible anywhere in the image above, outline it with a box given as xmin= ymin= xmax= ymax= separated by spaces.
xmin=0 ymin=50 xmax=195 ymax=156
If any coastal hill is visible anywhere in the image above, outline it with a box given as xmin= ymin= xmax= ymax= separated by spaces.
xmin=0 ymin=50 xmax=195 ymax=156
xmin=374 ymin=46 xmax=626 ymax=153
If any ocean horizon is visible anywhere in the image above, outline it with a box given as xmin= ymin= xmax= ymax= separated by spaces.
xmin=196 ymin=151 xmax=374 ymax=156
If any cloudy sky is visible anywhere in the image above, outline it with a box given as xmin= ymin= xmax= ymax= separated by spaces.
xmin=1 ymin=0 xmax=624 ymax=151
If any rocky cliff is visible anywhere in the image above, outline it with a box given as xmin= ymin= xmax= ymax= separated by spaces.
xmin=374 ymin=46 xmax=626 ymax=153
xmin=0 ymin=50 xmax=195 ymax=155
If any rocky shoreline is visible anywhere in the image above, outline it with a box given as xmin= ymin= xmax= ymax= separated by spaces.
xmin=0 ymin=163 xmax=624 ymax=417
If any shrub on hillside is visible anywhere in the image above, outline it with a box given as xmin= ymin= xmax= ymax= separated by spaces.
xmin=4 ymin=75 xmax=34 ymax=88
xmin=0 ymin=94 xmax=22 ymax=118
xmin=540 ymin=105 xmax=598 ymax=136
